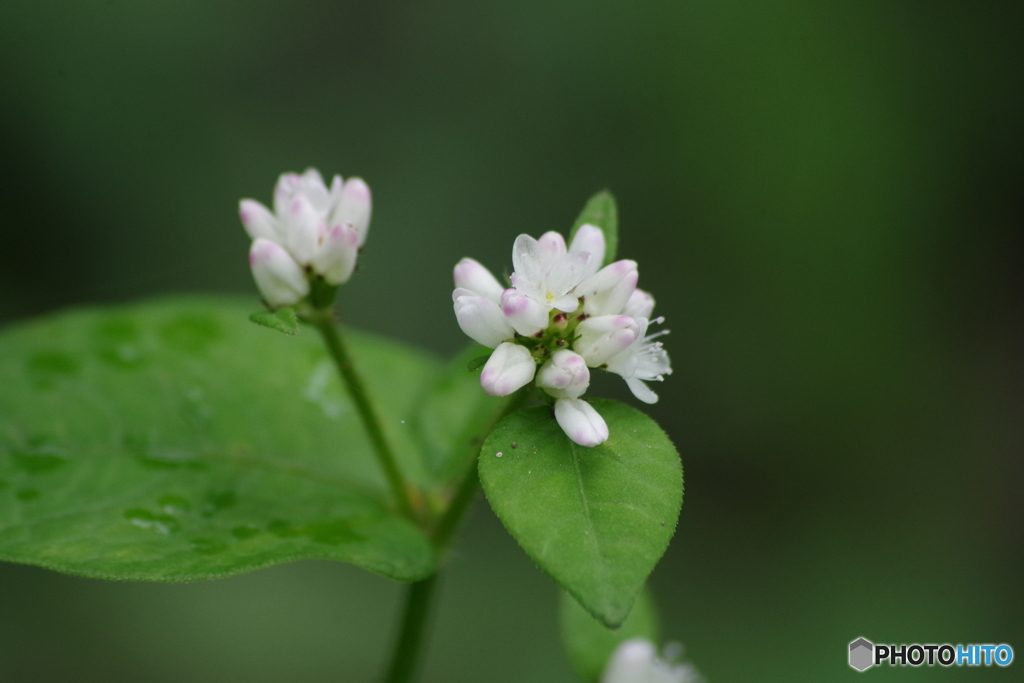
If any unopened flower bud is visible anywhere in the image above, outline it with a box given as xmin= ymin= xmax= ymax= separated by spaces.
xmin=239 ymin=199 xmax=279 ymax=242
xmin=282 ymin=193 xmax=322 ymax=264
xmin=554 ymin=398 xmax=609 ymax=447
xmin=501 ymin=288 xmax=549 ymax=337
xmin=454 ymin=258 xmax=505 ymax=304
xmin=536 ymin=350 xmax=590 ymax=399
xmin=577 ymin=260 xmax=638 ymax=316
xmin=329 ymin=178 xmax=372 ymax=247
xmin=249 ymin=238 xmax=310 ymax=308
xmin=311 ymin=223 xmax=360 ymax=285
xmin=574 ymin=315 xmax=639 ymax=366
xmin=453 ymin=289 xmax=515 ymax=348
xmin=480 ymin=342 xmax=536 ymax=396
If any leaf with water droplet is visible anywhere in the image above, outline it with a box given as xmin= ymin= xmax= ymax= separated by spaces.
xmin=0 ymin=297 xmax=441 ymax=582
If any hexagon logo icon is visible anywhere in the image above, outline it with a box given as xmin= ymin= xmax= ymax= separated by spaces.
xmin=849 ymin=638 xmax=874 ymax=671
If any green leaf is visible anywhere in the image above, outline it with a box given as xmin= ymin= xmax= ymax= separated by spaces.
xmin=479 ymin=399 xmax=681 ymax=627
xmin=249 ymin=307 xmax=299 ymax=335
xmin=0 ymin=297 xmax=439 ymax=582
xmin=568 ymin=190 xmax=619 ymax=266
xmin=561 ymin=586 xmax=661 ymax=683
xmin=412 ymin=345 xmax=511 ymax=488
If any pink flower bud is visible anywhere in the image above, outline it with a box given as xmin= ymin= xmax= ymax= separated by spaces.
xmin=248 ymin=238 xmax=309 ymax=308
xmin=501 ymin=288 xmax=549 ymax=336
xmin=453 ymin=289 xmax=516 ymax=348
xmin=536 ymin=350 xmax=590 ymax=399
xmin=554 ymin=398 xmax=608 ymax=447
xmin=454 ymin=258 xmax=505 ymax=304
xmin=480 ymin=342 xmax=536 ymax=396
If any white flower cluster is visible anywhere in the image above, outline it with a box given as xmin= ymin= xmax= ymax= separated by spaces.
xmin=452 ymin=225 xmax=671 ymax=447
xmin=240 ymin=168 xmax=372 ymax=308
xmin=602 ymin=639 xmax=702 ymax=683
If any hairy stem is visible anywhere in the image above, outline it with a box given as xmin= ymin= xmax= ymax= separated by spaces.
xmin=309 ymin=310 xmax=417 ymax=522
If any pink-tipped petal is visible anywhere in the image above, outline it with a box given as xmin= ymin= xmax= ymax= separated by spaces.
xmin=501 ymin=288 xmax=549 ymax=336
xmin=573 ymin=315 xmax=640 ymax=366
xmin=479 ymin=342 xmax=536 ymax=396
xmin=331 ymin=177 xmax=372 ymax=247
xmin=554 ymin=398 xmax=609 ymax=447
xmin=577 ymin=260 xmax=639 ymax=316
xmin=312 ymin=223 xmax=360 ymax=284
xmin=249 ymin=238 xmax=309 ymax=308
xmin=536 ymin=350 xmax=590 ymax=399
xmin=239 ymin=199 xmax=279 ymax=242
xmin=454 ymin=293 xmax=516 ymax=348
xmin=454 ymin=258 xmax=505 ymax=304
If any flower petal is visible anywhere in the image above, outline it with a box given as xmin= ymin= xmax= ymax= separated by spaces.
xmin=281 ymin=193 xmax=322 ymax=264
xmin=239 ymin=199 xmax=279 ymax=242
xmin=623 ymin=288 xmax=655 ymax=320
xmin=554 ymin=398 xmax=609 ymax=447
xmin=569 ymin=223 xmax=606 ymax=278
xmin=249 ymin=238 xmax=309 ymax=308
xmin=574 ymin=315 xmax=640 ymax=366
xmin=501 ymin=288 xmax=549 ymax=336
xmin=330 ymin=177 xmax=372 ymax=247
xmin=312 ymin=223 xmax=360 ymax=284
xmin=454 ymin=258 xmax=505 ymax=304
xmin=577 ymin=260 xmax=638 ymax=316
xmin=536 ymin=350 xmax=590 ymax=399
xmin=480 ymin=342 xmax=536 ymax=396
xmin=454 ymin=293 xmax=516 ymax=348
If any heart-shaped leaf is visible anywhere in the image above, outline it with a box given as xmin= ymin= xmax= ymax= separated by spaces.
xmin=479 ymin=399 xmax=682 ymax=627
xmin=0 ymin=297 xmax=440 ymax=582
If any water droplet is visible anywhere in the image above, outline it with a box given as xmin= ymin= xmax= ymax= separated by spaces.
xmin=159 ymin=313 xmax=222 ymax=355
xmin=495 ymin=451 xmax=503 ymax=458
xmin=231 ymin=525 xmax=261 ymax=540
xmin=16 ymin=489 xmax=40 ymax=502
xmin=13 ymin=450 xmax=70 ymax=474
xmin=95 ymin=318 xmax=147 ymax=369
xmin=124 ymin=508 xmax=180 ymax=534
xmin=200 ymin=490 xmax=235 ymax=517
xmin=157 ymin=494 xmax=191 ymax=515
xmin=190 ymin=538 xmax=227 ymax=555
xmin=511 ymin=442 xmax=518 ymax=449
xmin=125 ymin=434 xmax=206 ymax=471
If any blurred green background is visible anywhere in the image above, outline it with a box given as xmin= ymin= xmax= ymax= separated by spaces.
xmin=1 ymin=0 xmax=1021 ymax=681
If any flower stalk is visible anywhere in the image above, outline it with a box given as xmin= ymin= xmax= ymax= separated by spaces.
xmin=306 ymin=308 xmax=419 ymax=522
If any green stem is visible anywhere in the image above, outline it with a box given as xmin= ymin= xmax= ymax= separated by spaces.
xmin=381 ymin=389 xmax=531 ymax=682
xmin=309 ymin=310 xmax=417 ymax=522
xmin=382 ymin=575 xmax=439 ymax=683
